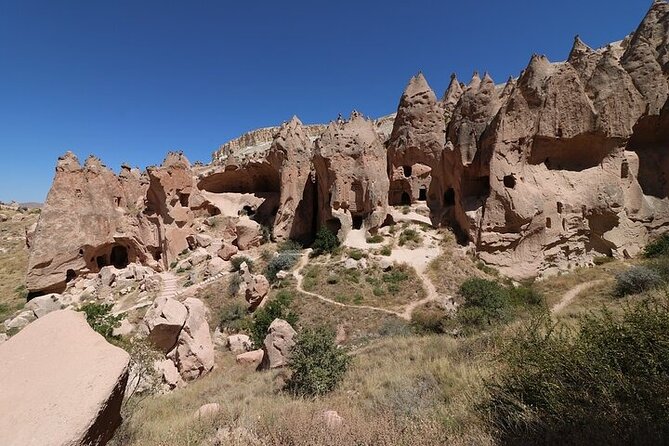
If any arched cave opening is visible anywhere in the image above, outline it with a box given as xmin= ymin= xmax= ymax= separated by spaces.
xmin=400 ymin=192 xmax=411 ymax=206
xmin=66 ymin=269 xmax=76 ymax=283
xmin=352 ymin=215 xmax=364 ymax=230
xmin=503 ymin=175 xmax=516 ymax=189
xmin=110 ymin=245 xmax=129 ymax=269
xmin=402 ymin=165 xmax=412 ymax=178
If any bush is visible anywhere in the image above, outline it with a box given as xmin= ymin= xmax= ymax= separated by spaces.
xmin=614 ymin=266 xmax=661 ymax=297
xmin=277 ymin=239 xmax=303 ymax=252
xmin=367 ymin=234 xmax=384 ymax=244
xmin=380 ymin=244 xmax=393 ymax=256
xmin=509 ymin=285 xmax=544 ymax=307
xmin=80 ymin=302 xmax=123 ymax=340
xmin=219 ymin=301 xmax=249 ymax=333
xmin=398 ymin=228 xmax=422 ymax=246
xmin=265 ymin=251 xmax=300 ymax=282
xmin=348 ymin=249 xmax=364 ymax=261
xmin=249 ymin=291 xmax=298 ymax=346
xmin=458 ymin=278 xmax=509 ymax=328
xmin=411 ymin=306 xmax=449 ymax=334
xmin=644 ymin=233 xmax=669 ymax=258
xmin=648 ymin=256 xmax=669 ymax=281
xmin=485 ymin=299 xmax=669 ymax=445
xmin=286 ymin=327 xmax=351 ymax=396
xmin=231 ymin=256 xmax=254 ymax=272
xmin=311 ymin=227 xmax=340 ymax=255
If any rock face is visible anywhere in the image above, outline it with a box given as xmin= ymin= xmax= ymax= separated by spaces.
xmin=25 ymin=1 xmax=669 ymax=284
xmin=167 ymin=298 xmax=215 ymax=381
xmin=142 ymin=295 xmax=188 ymax=353
xmin=261 ymin=318 xmax=296 ymax=369
xmin=0 ymin=310 xmax=130 ymax=446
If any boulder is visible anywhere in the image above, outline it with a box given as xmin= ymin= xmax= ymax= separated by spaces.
xmin=244 ymin=274 xmax=270 ymax=310
xmin=0 ymin=310 xmax=130 ymax=446
xmin=379 ymin=258 xmax=393 ymax=271
xmin=154 ymin=358 xmax=185 ymax=390
xmin=168 ymin=298 xmax=215 ymax=380
xmin=261 ymin=318 xmax=296 ymax=369
xmin=275 ymin=270 xmax=290 ymax=280
xmin=4 ymin=310 xmax=35 ymax=331
xmin=344 ymin=258 xmax=358 ymax=270
xmin=25 ymin=293 xmax=63 ymax=318
xmin=227 ymin=334 xmax=253 ymax=354
xmin=236 ymin=349 xmax=264 ymax=367
xmin=207 ymin=257 xmax=226 ymax=276
xmin=217 ymin=243 xmax=239 ymax=261
xmin=193 ymin=403 xmax=221 ymax=419
xmin=142 ymin=296 xmax=188 ymax=353
xmin=190 ymin=247 xmax=210 ymax=266
xmin=235 ymin=219 xmax=263 ymax=250
xmin=195 ymin=233 xmax=213 ymax=248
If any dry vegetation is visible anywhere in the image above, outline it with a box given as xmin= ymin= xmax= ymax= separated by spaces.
xmin=0 ymin=209 xmax=38 ymax=321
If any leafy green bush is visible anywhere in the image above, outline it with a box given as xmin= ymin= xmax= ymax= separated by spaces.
xmin=485 ymin=299 xmax=669 ymax=445
xmin=219 ymin=301 xmax=249 ymax=333
xmin=311 ymin=227 xmax=340 ymax=255
xmin=231 ymin=256 xmax=254 ymax=272
xmin=80 ymin=302 xmax=123 ymax=340
xmin=380 ymin=244 xmax=393 ymax=256
xmin=509 ymin=284 xmax=544 ymax=306
xmin=286 ymin=327 xmax=351 ymax=396
xmin=614 ymin=266 xmax=661 ymax=297
xmin=249 ymin=291 xmax=298 ymax=346
xmin=644 ymin=233 xmax=669 ymax=258
xmin=411 ymin=306 xmax=449 ymax=334
xmin=265 ymin=251 xmax=300 ymax=282
xmin=348 ymin=249 xmax=364 ymax=261
xmin=458 ymin=278 xmax=509 ymax=327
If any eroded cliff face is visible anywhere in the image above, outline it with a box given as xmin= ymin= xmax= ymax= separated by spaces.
xmin=26 ymin=0 xmax=669 ymax=293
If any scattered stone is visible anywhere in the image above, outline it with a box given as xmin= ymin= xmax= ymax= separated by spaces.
xmin=112 ymin=318 xmax=135 ymax=338
xmin=379 ymin=258 xmax=393 ymax=271
xmin=235 ymin=219 xmax=263 ymax=250
xmin=217 ymin=243 xmax=239 ymax=261
xmin=193 ymin=402 xmax=221 ymax=419
xmin=344 ymin=258 xmax=358 ymax=270
xmin=3 ymin=311 xmax=35 ymax=331
xmin=190 ymin=247 xmax=210 ymax=266
xmin=168 ymin=298 xmax=215 ymax=381
xmin=320 ymin=410 xmax=344 ymax=429
xmin=25 ymin=293 xmax=63 ymax=318
xmin=244 ymin=274 xmax=270 ymax=310
xmin=0 ymin=310 xmax=130 ymax=446
xmin=196 ymin=233 xmax=213 ymax=248
xmin=227 ymin=334 xmax=253 ymax=354
xmin=155 ymin=358 xmax=185 ymax=390
xmin=275 ymin=270 xmax=290 ymax=280
xmin=236 ymin=349 xmax=264 ymax=367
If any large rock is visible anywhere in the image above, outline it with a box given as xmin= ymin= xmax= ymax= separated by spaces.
xmin=227 ymin=334 xmax=253 ymax=354
xmin=261 ymin=318 xmax=297 ymax=369
xmin=25 ymin=293 xmax=63 ymax=318
xmin=0 ymin=310 xmax=130 ymax=446
xmin=244 ymin=274 xmax=270 ymax=310
xmin=235 ymin=219 xmax=263 ymax=250
xmin=217 ymin=243 xmax=239 ymax=261
xmin=142 ymin=296 xmax=188 ymax=353
xmin=167 ymin=298 xmax=215 ymax=380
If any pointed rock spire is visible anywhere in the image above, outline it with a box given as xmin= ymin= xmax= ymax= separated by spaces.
xmin=443 ymin=73 xmax=464 ymax=105
xmin=468 ymin=71 xmax=481 ymax=90
xmin=568 ymin=35 xmax=593 ymax=62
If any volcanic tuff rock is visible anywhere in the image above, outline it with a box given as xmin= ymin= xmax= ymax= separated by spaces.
xmin=25 ymin=1 xmax=669 ymax=286
xmin=0 ymin=310 xmax=130 ymax=446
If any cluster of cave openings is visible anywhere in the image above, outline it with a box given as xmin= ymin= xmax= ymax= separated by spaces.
xmin=93 ymin=244 xmax=130 ymax=271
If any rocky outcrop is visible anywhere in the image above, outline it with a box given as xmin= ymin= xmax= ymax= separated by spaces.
xmin=0 ymin=310 xmax=130 ymax=446
xmin=261 ymin=318 xmax=296 ymax=369
xmin=167 ymin=298 xmax=215 ymax=381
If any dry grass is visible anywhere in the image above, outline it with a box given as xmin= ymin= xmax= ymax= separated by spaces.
xmin=110 ymin=334 xmax=496 ymax=446
xmin=0 ymin=209 xmax=39 ymax=322
xmin=427 ymin=234 xmax=490 ymax=297
xmin=301 ymin=260 xmax=427 ymax=311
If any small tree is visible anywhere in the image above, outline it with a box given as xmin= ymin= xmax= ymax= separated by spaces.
xmin=614 ymin=266 xmax=661 ymax=297
xmin=286 ymin=327 xmax=351 ymax=396
xmin=458 ymin=278 xmax=509 ymax=327
xmin=249 ymin=291 xmax=298 ymax=346
xmin=265 ymin=251 xmax=300 ymax=282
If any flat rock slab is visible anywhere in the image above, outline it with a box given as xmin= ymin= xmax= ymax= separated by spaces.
xmin=0 ymin=309 xmax=130 ymax=446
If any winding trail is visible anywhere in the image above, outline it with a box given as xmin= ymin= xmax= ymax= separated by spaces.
xmin=293 ymin=249 xmax=451 ymax=321
xmin=551 ymin=279 xmax=606 ymax=314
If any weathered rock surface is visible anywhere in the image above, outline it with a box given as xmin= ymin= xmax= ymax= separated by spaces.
xmin=142 ymin=296 xmax=188 ymax=353
xmin=0 ymin=310 xmax=130 ymax=446
xmin=168 ymin=298 xmax=215 ymax=381
xmin=261 ymin=318 xmax=296 ymax=369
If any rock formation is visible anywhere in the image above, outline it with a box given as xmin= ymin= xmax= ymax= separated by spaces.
xmin=0 ymin=310 xmax=130 ymax=446
xmin=25 ymin=1 xmax=669 ymax=286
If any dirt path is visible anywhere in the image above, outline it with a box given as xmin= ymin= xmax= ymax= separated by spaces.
xmin=551 ymin=279 xmax=606 ymax=314
xmin=293 ymin=250 xmax=451 ymax=321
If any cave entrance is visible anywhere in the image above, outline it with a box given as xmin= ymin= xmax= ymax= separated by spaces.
xmin=418 ymin=187 xmax=427 ymax=201
xmin=402 ymin=165 xmax=412 ymax=177
xmin=66 ymin=269 xmax=76 ymax=283
xmin=110 ymin=245 xmax=129 ymax=269
xmin=400 ymin=192 xmax=411 ymax=205
xmin=444 ymin=188 xmax=455 ymax=206
xmin=96 ymin=255 xmax=108 ymax=269
xmin=352 ymin=215 xmax=364 ymax=230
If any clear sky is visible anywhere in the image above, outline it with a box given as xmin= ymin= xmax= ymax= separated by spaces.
xmin=0 ymin=0 xmax=652 ymax=203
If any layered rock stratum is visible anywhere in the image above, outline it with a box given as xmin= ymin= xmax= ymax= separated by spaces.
xmin=25 ymin=1 xmax=669 ymax=292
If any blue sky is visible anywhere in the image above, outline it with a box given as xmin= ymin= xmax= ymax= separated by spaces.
xmin=0 ymin=0 xmax=651 ymax=202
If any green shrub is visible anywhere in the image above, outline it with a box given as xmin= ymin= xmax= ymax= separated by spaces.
xmin=260 ymin=248 xmax=274 ymax=262
xmin=265 ymin=251 xmax=300 ymax=282
xmin=647 ymin=256 xmax=669 ymax=282
xmin=382 ymin=268 xmax=409 ymax=284
xmin=458 ymin=278 xmax=509 ymax=328
xmin=231 ymin=256 xmax=254 ymax=272
xmin=366 ymin=234 xmax=384 ymax=244
xmin=485 ymin=299 xmax=669 ymax=445
xmin=509 ymin=285 xmax=544 ymax=307
xmin=614 ymin=266 xmax=661 ymax=297
xmin=399 ymin=228 xmax=422 ymax=246
xmin=593 ymin=255 xmax=614 ymax=266
xmin=311 ymin=227 xmax=340 ymax=255
xmin=644 ymin=233 xmax=669 ymax=258
xmin=380 ymin=244 xmax=393 ymax=256
xmin=80 ymin=302 xmax=123 ymax=340
xmin=249 ymin=291 xmax=298 ymax=346
xmin=219 ymin=301 xmax=249 ymax=333
xmin=14 ymin=284 xmax=28 ymax=300
xmin=402 ymin=205 xmax=410 ymax=215
xmin=286 ymin=327 xmax=351 ymax=396
xmin=348 ymin=249 xmax=364 ymax=261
